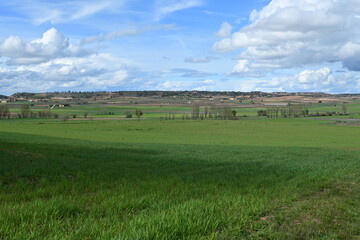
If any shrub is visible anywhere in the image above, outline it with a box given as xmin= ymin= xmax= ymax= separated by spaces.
xmin=125 ymin=111 xmax=132 ymax=118
xmin=257 ymin=110 xmax=267 ymax=116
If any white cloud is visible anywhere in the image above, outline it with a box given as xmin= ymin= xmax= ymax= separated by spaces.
xmin=214 ymin=0 xmax=360 ymax=73
xmin=215 ymin=22 xmax=233 ymax=38
xmin=298 ymin=67 xmax=332 ymax=84
xmin=0 ymin=28 xmax=90 ymax=65
xmin=0 ymin=53 xmax=149 ymax=95
xmin=184 ymin=56 xmax=217 ymax=63
xmin=232 ymin=60 xmax=250 ymax=73
xmin=69 ymin=2 xmax=114 ymax=21
xmin=156 ymin=79 xmax=216 ymax=91
xmin=81 ymin=24 xmax=177 ymax=45
xmin=202 ymin=79 xmax=215 ymax=84
xmin=230 ymin=59 xmax=281 ymax=77
xmin=238 ymin=67 xmax=360 ymax=93
xmin=161 ymin=68 xmax=216 ymax=78
xmin=157 ymin=81 xmax=192 ymax=90
xmin=10 ymin=0 xmax=123 ymax=25
xmin=154 ymin=0 xmax=203 ymax=20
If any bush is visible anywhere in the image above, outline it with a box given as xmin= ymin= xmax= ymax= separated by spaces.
xmin=257 ymin=110 xmax=267 ymax=116
xmin=125 ymin=111 xmax=132 ymax=118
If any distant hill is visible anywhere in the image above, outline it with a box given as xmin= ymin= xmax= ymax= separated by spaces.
xmin=8 ymin=91 xmax=360 ymax=100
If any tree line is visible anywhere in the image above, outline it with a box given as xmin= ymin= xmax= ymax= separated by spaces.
xmin=257 ymin=104 xmax=348 ymax=118
xmin=162 ymin=105 xmax=238 ymax=121
xmin=0 ymin=104 xmax=59 ymax=119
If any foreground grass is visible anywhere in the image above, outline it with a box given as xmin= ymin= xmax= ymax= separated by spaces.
xmin=0 ymin=119 xmax=359 ymax=239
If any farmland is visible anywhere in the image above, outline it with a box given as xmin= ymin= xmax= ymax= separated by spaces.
xmin=1 ymin=92 xmax=360 ymax=239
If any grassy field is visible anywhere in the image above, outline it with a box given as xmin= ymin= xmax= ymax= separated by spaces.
xmin=5 ymin=101 xmax=360 ymax=119
xmin=1 ymin=118 xmax=360 ymax=239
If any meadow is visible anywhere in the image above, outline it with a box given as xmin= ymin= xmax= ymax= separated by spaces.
xmin=8 ymin=101 xmax=360 ymax=120
xmin=0 ymin=115 xmax=360 ymax=239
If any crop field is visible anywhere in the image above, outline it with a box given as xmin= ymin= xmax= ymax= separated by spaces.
xmin=5 ymin=103 xmax=360 ymax=120
xmin=1 ymin=115 xmax=359 ymax=239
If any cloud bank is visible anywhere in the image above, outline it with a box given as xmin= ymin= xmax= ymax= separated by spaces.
xmin=0 ymin=53 xmax=152 ymax=95
xmin=238 ymin=67 xmax=360 ymax=93
xmin=214 ymin=0 xmax=360 ymax=73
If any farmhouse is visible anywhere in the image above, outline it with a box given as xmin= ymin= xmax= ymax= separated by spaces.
xmin=57 ymin=104 xmax=71 ymax=107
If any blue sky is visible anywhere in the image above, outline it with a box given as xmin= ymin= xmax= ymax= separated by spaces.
xmin=0 ymin=0 xmax=360 ymax=95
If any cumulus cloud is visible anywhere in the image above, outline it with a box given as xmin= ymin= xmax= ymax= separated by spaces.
xmin=214 ymin=0 xmax=360 ymax=73
xmin=215 ymin=22 xmax=233 ymax=38
xmin=0 ymin=28 xmax=90 ymax=65
xmin=238 ymin=67 xmax=360 ymax=93
xmin=0 ymin=53 xmax=151 ymax=95
xmin=154 ymin=0 xmax=203 ymax=20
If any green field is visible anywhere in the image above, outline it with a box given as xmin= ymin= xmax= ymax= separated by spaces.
xmin=1 ymin=118 xmax=359 ymax=239
xmin=5 ymin=101 xmax=360 ymax=119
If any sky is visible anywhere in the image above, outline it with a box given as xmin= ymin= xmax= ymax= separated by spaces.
xmin=1 ymin=0 xmax=360 ymax=95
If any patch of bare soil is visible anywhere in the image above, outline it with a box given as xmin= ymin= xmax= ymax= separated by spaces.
xmin=261 ymin=96 xmax=346 ymax=103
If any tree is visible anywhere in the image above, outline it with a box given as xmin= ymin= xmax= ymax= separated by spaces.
xmin=204 ymin=106 xmax=209 ymax=118
xmin=191 ymin=105 xmax=200 ymax=119
xmin=135 ymin=109 xmax=143 ymax=120
xmin=231 ymin=110 xmax=237 ymax=119
xmin=341 ymin=104 xmax=347 ymax=114
xmin=21 ymin=104 xmax=31 ymax=118
xmin=0 ymin=104 xmax=9 ymax=119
